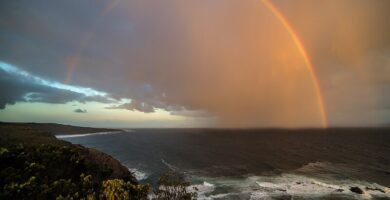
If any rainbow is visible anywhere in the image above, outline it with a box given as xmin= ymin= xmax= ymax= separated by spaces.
xmin=260 ymin=0 xmax=328 ymax=127
xmin=64 ymin=33 xmax=92 ymax=84
xmin=64 ymin=1 xmax=328 ymax=127
xmin=64 ymin=0 xmax=121 ymax=84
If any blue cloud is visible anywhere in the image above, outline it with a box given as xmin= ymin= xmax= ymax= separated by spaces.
xmin=0 ymin=61 xmax=113 ymax=109
xmin=74 ymin=108 xmax=87 ymax=113
xmin=0 ymin=61 xmax=108 ymax=97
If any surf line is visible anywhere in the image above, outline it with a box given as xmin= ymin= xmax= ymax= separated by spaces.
xmin=260 ymin=0 xmax=328 ymax=127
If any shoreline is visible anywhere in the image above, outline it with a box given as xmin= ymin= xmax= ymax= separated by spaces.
xmin=0 ymin=122 xmax=137 ymax=183
xmin=0 ymin=122 xmax=121 ymax=135
xmin=55 ymin=130 xmax=125 ymax=138
xmin=3 ymin=122 xmax=390 ymax=199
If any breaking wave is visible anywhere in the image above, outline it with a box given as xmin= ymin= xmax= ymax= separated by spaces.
xmin=186 ymin=162 xmax=390 ymax=200
xmin=127 ymin=168 xmax=149 ymax=181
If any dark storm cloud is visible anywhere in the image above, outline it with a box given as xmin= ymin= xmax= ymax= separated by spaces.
xmin=74 ymin=108 xmax=87 ymax=113
xmin=1 ymin=0 xmax=390 ymax=126
xmin=0 ymin=62 xmax=113 ymax=109
xmin=0 ymin=70 xmax=86 ymax=108
xmin=0 ymin=0 xmax=169 ymax=113
xmin=107 ymin=100 xmax=155 ymax=113
xmin=0 ymin=0 xmax=132 ymax=88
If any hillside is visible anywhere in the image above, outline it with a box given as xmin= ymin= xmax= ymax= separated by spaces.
xmin=0 ymin=123 xmax=147 ymax=199
xmin=0 ymin=122 xmax=120 ymax=135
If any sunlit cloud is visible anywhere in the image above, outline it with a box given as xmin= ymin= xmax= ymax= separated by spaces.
xmin=0 ymin=61 xmax=201 ymax=119
xmin=0 ymin=61 xmax=108 ymax=97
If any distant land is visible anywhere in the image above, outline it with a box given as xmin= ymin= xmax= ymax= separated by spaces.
xmin=0 ymin=122 xmax=120 ymax=135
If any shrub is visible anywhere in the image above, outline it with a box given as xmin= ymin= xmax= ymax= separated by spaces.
xmin=0 ymin=145 xmax=149 ymax=199
xmin=152 ymin=171 xmax=197 ymax=200
xmin=0 ymin=144 xmax=196 ymax=200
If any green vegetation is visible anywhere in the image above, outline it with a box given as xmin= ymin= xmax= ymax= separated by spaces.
xmin=100 ymin=179 xmax=149 ymax=200
xmin=153 ymin=171 xmax=197 ymax=200
xmin=0 ymin=144 xmax=145 ymax=199
xmin=0 ymin=123 xmax=197 ymax=199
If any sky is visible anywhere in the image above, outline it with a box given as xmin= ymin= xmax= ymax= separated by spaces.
xmin=0 ymin=0 xmax=389 ymax=128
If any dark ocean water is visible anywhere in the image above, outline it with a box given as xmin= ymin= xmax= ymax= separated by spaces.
xmin=58 ymin=128 xmax=390 ymax=199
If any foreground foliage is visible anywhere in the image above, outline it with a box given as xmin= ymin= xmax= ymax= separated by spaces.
xmin=0 ymin=145 xmax=146 ymax=199
xmin=0 ymin=145 xmax=196 ymax=199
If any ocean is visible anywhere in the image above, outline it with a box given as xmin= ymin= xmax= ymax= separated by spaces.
xmin=57 ymin=128 xmax=390 ymax=199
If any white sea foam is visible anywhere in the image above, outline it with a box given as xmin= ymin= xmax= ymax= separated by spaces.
xmin=252 ymin=174 xmax=390 ymax=199
xmin=189 ymin=181 xmax=216 ymax=200
xmin=203 ymin=181 xmax=214 ymax=187
xmin=55 ymin=131 xmax=123 ymax=138
xmin=188 ymin=173 xmax=390 ymax=200
xmin=120 ymin=129 xmax=135 ymax=132
xmin=127 ymin=168 xmax=149 ymax=181
xmin=207 ymin=193 xmax=237 ymax=199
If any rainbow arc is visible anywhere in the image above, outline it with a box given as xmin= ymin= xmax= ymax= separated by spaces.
xmin=260 ymin=0 xmax=328 ymax=127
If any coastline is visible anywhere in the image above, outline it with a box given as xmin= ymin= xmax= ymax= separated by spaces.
xmin=3 ymin=122 xmax=390 ymax=199
xmin=55 ymin=130 xmax=125 ymax=139
xmin=0 ymin=122 xmax=121 ymax=135
xmin=0 ymin=122 xmax=137 ymax=183
xmin=58 ymin=127 xmax=390 ymax=199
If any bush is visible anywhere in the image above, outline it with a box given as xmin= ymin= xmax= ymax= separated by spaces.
xmin=152 ymin=171 xmax=197 ymax=200
xmin=0 ymin=144 xmax=199 ymax=200
xmin=0 ymin=145 xmax=149 ymax=199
